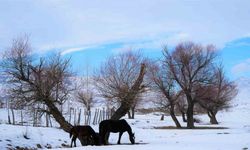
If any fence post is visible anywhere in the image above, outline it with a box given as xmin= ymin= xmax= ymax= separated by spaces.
xmin=7 ymin=101 xmax=11 ymax=124
xmin=21 ymin=110 xmax=23 ymax=126
xmin=77 ymin=109 xmax=81 ymax=125
xmin=88 ymin=110 xmax=91 ymax=125
xmin=74 ymin=109 xmax=77 ymax=125
xmin=98 ymin=109 xmax=102 ymax=124
xmin=69 ymin=108 xmax=72 ymax=124
xmin=93 ymin=109 xmax=97 ymax=125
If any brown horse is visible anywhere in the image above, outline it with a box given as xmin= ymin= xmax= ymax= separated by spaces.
xmin=99 ymin=119 xmax=135 ymax=145
xmin=70 ymin=125 xmax=100 ymax=147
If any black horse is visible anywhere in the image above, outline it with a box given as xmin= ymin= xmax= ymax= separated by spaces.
xmin=99 ymin=119 xmax=135 ymax=145
xmin=69 ymin=125 xmax=100 ymax=147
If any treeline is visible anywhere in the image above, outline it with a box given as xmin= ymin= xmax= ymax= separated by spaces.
xmin=0 ymin=37 xmax=237 ymax=132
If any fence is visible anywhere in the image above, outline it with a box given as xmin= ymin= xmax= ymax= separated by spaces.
xmin=2 ymin=107 xmax=115 ymax=128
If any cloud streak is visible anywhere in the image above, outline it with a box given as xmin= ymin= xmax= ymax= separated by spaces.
xmin=61 ymin=46 xmax=95 ymax=56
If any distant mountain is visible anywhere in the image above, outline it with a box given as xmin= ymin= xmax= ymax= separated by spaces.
xmin=233 ymin=77 xmax=250 ymax=109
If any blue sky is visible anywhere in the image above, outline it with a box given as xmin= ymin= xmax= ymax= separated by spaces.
xmin=0 ymin=0 xmax=249 ymax=80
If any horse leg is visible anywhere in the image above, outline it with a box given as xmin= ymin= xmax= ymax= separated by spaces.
xmin=78 ymin=135 xmax=86 ymax=146
xmin=74 ymin=136 xmax=77 ymax=147
xmin=100 ymin=132 xmax=104 ymax=145
xmin=104 ymin=132 xmax=110 ymax=145
xmin=117 ymin=132 xmax=123 ymax=144
xmin=70 ymin=138 xmax=73 ymax=147
xmin=71 ymin=135 xmax=77 ymax=147
xmin=90 ymin=135 xmax=95 ymax=146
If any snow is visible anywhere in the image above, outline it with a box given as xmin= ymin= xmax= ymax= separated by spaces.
xmin=0 ymin=78 xmax=250 ymax=150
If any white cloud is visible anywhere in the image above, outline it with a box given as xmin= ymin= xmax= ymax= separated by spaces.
xmin=231 ymin=58 xmax=250 ymax=75
xmin=0 ymin=0 xmax=250 ymax=52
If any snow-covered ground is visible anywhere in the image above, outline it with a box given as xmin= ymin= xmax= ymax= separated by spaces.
xmin=0 ymin=77 xmax=249 ymax=150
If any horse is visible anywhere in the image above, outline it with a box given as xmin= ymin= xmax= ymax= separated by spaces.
xmin=99 ymin=119 xmax=135 ymax=145
xmin=69 ymin=125 xmax=100 ymax=147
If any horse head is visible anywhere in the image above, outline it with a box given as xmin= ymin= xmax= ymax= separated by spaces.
xmin=130 ymin=132 xmax=135 ymax=144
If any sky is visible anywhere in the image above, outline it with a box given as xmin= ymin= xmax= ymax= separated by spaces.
xmin=0 ymin=0 xmax=249 ymax=80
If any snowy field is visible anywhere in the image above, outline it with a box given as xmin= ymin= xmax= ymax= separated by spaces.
xmin=0 ymin=78 xmax=250 ymax=150
xmin=0 ymin=108 xmax=249 ymax=150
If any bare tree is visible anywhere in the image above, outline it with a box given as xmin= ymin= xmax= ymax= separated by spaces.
xmin=147 ymin=61 xmax=182 ymax=128
xmin=77 ymin=91 xmax=93 ymax=111
xmin=1 ymin=37 xmax=72 ymax=132
xmin=76 ymin=78 xmax=94 ymax=111
xmin=197 ymin=67 xmax=237 ymax=124
xmin=95 ymin=51 xmax=147 ymax=120
xmin=163 ymin=42 xmax=217 ymax=128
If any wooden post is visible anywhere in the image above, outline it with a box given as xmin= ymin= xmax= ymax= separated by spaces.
xmin=88 ymin=110 xmax=91 ymax=125
xmin=11 ymin=108 xmax=15 ymax=125
xmin=102 ymin=108 xmax=105 ymax=120
xmin=98 ymin=109 xmax=102 ymax=124
xmin=7 ymin=100 xmax=11 ymax=124
xmin=46 ymin=113 xmax=49 ymax=127
xmin=74 ymin=109 xmax=77 ymax=125
xmin=69 ymin=108 xmax=72 ymax=124
xmin=84 ymin=109 xmax=87 ymax=125
xmin=21 ymin=110 xmax=23 ymax=126
xmin=49 ymin=114 xmax=53 ymax=127
xmin=33 ymin=109 xmax=36 ymax=127
xmin=160 ymin=114 xmax=164 ymax=121
xmin=92 ymin=109 xmax=97 ymax=125
xmin=77 ymin=109 xmax=81 ymax=125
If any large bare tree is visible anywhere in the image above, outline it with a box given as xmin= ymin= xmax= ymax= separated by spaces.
xmin=197 ymin=67 xmax=237 ymax=124
xmin=95 ymin=51 xmax=147 ymax=120
xmin=1 ymin=37 xmax=72 ymax=132
xmin=163 ymin=42 xmax=217 ymax=128
xmin=147 ymin=61 xmax=182 ymax=128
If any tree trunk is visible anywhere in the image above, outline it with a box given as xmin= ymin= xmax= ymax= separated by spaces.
xmin=208 ymin=111 xmax=218 ymax=124
xmin=186 ymin=98 xmax=195 ymax=129
xmin=127 ymin=111 xmax=132 ymax=119
xmin=111 ymin=103 xmax=130 ymax=120
xmin=127 ymin=108 xmax=135 ymax=119
xmin=131 ymin=107 xmax=135 ymax=119
xmin=181 ymin=111 xmax=187 ymax=122
xmin=111 ymin=64 xmax=146 ymax=120
xmin=170 ymin=105 xmax=181 ymax=128
xmin=45 ymin=99 xmax=72 ymax=133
